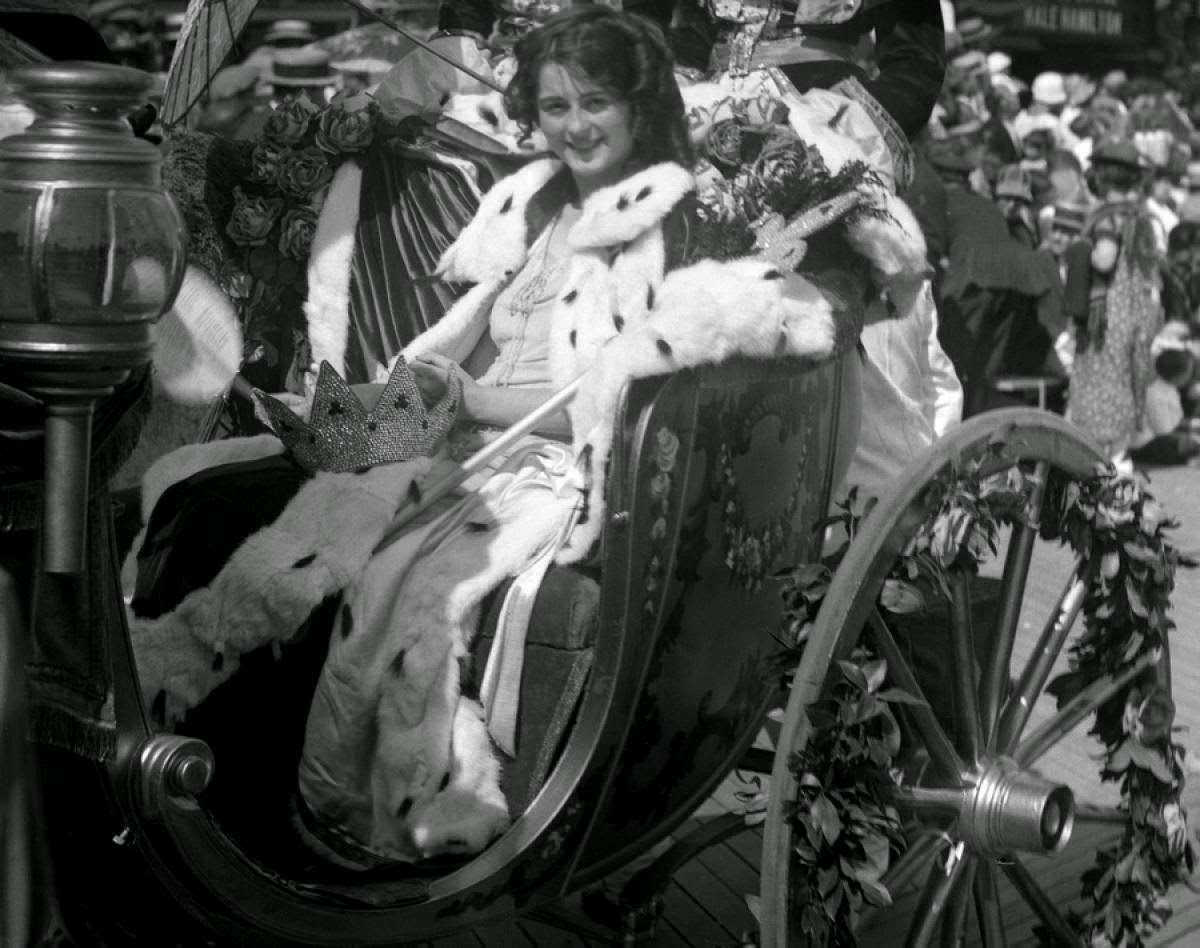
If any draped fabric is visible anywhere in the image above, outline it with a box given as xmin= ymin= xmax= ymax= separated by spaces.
xmin=343 ymin=130 xmax=527 ymax=384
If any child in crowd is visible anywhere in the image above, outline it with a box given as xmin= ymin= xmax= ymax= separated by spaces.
xmin=1130 ymin=347 xmax=1200 ymax=466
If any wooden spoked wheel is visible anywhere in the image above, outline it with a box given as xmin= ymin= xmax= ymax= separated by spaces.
xmin=759 ymin=409 xmax=1166 ymax=948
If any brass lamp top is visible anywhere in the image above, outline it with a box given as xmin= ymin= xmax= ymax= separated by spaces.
xmin=0 ymin=61 xmax=161 ymax=186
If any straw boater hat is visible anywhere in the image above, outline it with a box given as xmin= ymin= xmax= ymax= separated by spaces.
xmin=161 ymin=10 xmax=185 ymax=43
xmin=264 ymin=18 xmax=317 ymax=47
xmin=267 ymin=47 xmax=338 ymax=88
xmin=957 ymin=17 xmax=994 ymax=49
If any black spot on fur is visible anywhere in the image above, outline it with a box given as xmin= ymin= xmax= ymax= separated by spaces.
xmin=367 ymin=421 xmax=378 ymax=432
xmin=617 ymin=194 xmax=629 ymax=210
xmin=569 ymin=329 xmax=577 ymax=347
xmin=762 ymin=269 xmax=784 ymax=280
xmin=397 ymin=798 xmax=413 ymax=818
xmin=562 ymin=289 xmax=578 ymax=304
xmin=467 ymin=521 xmax=490 ymax=532
xmin=421 ymin=419 xmax=429 ymax=430
xmin=211 ymin=651 xmax=224 ymax=672
xmin=646 ymin=285 xmax=655 ymax=309
xmin=408 ymin=480 xmax=422 ymax=504
xmin=613 ymin=313 xmax=625 ymax=332
xmin=339 ymin=602 xmax=353 ymax=639
xmin=504 ymin=268 xmax=514 ymax=278
xmin=499 ymin=194 xmax=513 ymax=214
xmin=327 ymin=400 xmax=343 ymax=415
xmin=308 ymin=434 xmax=317 ymax=444
xmin=395 ymin=393 xmax=409 ymax=410
xmin=291 ymin=553 xmax=317 ymax=569
xmin=438 ymin=773 xmax=451 ymax=791
xmin=479 ymin=105 xmax=499 ymax=127
xmin=656 ymin=337 xmax=673 ymax=357
xmin=636 ymin=185 xmax=652 ymax=201
xmin=829 ymin=103 xmax=849 ymax=129
xmin=390 ymin=649 xmax=406 ymax=677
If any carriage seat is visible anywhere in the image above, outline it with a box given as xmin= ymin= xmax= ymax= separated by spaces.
xmin=131 ymin=451 xmax=599 ymax=881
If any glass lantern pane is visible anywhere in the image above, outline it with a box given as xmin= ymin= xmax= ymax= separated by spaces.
xmin=0 ymin=187 xmax=37 ymax=320
xmin=42 ymin=188 xmax=183 ymax=323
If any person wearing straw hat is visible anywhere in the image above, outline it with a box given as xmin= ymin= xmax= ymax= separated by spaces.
xmin=264 ymin=18 xmax=319 ymax=49
xmin=265 ymin=47 xmax=339 ymax=106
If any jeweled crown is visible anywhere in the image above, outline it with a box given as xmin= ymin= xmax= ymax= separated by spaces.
xmin=256 ymin=357 xmax=461 ymax=473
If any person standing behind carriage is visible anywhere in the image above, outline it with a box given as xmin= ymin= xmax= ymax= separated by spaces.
xmin=1067 ymin=137 xmax=1166 ymax=468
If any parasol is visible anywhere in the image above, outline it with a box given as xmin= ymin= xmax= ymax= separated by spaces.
xmin=162 ymin=0 xmax=500 ymax=130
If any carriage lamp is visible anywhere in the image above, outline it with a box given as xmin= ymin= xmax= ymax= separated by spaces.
xmin=0 ymin=62 xmax=186 ymax=573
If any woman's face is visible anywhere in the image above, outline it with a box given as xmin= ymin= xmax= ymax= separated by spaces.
xmin=537 ymin=63 xmax=634 ymax=191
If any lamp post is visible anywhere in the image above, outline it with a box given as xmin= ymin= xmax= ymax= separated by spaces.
xmin=0 ymin=62 xmax=186 ymax=573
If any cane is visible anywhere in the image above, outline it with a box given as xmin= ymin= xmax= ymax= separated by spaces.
xmin=371 ymin=376 xmax=585 ymax=555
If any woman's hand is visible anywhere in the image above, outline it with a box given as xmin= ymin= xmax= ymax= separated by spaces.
xmin=409 ymin=354 xmax=474 ymax=406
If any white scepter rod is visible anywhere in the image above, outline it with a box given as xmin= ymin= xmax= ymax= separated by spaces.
xmin=372 ymin=376 xmax=585 ymax=555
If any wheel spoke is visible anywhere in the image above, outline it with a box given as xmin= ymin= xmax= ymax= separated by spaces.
xmin=870 ymin=610 xmax=967 ymax=784
xmin=893 ymin=786 xmax=967 ymax=822
xmin=939 ymin=858 xmax=976 ymax=948
xmin=981 ymin=462 xmax=1049 ymax=747
xmin=1001 ymin=856 xmax=1083 ymax=947
xmin=1074 ymin=802 xmax=1125 ymax=825
xmin=905 ymin=844 xmax=973 ymax=948
xmin=995 ymin=572 xmax=1087 ymax=754
xmin=949 ymin=570 xmax=983 ymax=765
xmin=1013 ymin=648 xmax=1161 ymax=767
xmin=858 ymin=829 xmax=940 ymax=932
xmin=973 ymin=860 xmax=1007 ymax=948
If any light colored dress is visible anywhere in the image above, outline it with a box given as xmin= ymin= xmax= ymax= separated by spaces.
xmin=1068 ymin=258 xmax=1162 ymax=458
xmin=298 ymin=228 xmax=579 ymax=866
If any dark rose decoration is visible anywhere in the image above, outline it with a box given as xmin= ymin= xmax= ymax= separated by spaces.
xmin=278 ymin=206 xmax=318 ymax=260
xmin=248 ymin=141 xmax=286 ymax=184
xmin=277 ymin=147 xmax=333 ymax=199
xmin=226 ymin=187 xmax=284 ymax=247
xmin=315 ymin=92 xmax=376 ymax=154
xmin=705 ymin=119 xmax=743 ymax=172
xmin=264 ymin=94 xmax=319 ymax=145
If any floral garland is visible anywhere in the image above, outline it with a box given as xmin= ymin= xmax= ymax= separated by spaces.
xmin=162 ymin=92 xmax=382 ymax=394
xmin=767 ymin=447 xmax=1195 ymax=946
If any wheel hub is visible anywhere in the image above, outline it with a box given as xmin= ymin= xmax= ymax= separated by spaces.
xmin=959 ymin=757 xmax=1075 ymax=856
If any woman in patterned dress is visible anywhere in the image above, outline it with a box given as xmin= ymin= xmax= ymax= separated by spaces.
xmin=1068 ymin=139 xmax=1165 ymax=462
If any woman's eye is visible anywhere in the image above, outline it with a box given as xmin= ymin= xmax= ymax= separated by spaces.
xmin=584 ymin=98 xmax=611 ymax=112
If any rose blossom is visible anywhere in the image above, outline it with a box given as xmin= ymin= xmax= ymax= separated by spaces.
xmin=226 ymin=187 xmax=284 ymax=247
xmin=264 ymin=94 xmax=319 ymax=145
xmin=248 ymin=141 xmax=286 ymax=184
xmin=278 ymin=206 xmax=318 ymax=260
xmin=315 ymin=92 xmax=376 ymax=154
xmin=1135 ymin=686 xmax=1175 ymax=745
xmin=277 ymin=147 xmax=333 ymax=199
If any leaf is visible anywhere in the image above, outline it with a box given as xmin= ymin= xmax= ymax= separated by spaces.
xmin=880 ymin=578 xmax=925 ymax=614
xmin=811 ymin=794 xmax=842 ymax=845
xmin=862 ymin=658 xmax=888 ymax=693
xmin=876 ymin=687 xmax=927 ymax=707
xmin=744 ymin=894 xmax=762 ymax=923
xmin=837 ymin=660 xmax=868 ymax=691
xmin=859 ymin=878 xmax=893 ymax=907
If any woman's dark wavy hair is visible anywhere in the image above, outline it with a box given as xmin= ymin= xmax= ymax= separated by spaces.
xmin=503 ymin=5 xmax=693 ymax=169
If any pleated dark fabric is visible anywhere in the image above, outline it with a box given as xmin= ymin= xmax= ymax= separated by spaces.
xmin=342 ymin=131 xmax=526 ymax=384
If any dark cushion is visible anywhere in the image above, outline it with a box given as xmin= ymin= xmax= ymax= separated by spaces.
xmin=467 ymin=566 xmax=600 ymax=813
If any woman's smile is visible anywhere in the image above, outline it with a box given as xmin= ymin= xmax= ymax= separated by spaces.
xmin=536 ymin=63 xmax=634 ymax=196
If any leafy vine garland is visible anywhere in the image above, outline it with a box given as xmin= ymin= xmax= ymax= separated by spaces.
xmin=769 ymin=441 xmax=1196 ymax=946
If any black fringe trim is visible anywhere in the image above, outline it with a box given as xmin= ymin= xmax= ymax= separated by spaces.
xmin=26 ymin=701 xmax=117 ymax=762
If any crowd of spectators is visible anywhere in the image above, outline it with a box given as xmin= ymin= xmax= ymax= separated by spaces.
xmin=909 ymin=8 xmax=1200 ymax=471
